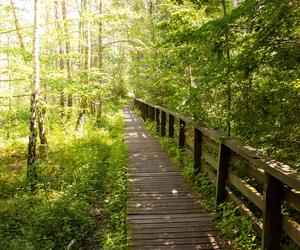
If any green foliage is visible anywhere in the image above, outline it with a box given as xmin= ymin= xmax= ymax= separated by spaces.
xmin=0 ymin=105 xmax=128 ymax=249
xmin=214 ymin=202 xmax=260 ymax=250
xmin=101 ymin=114 xmax=128 ymax=249
xmin=130 ymin=0 xmax=300 ymax=169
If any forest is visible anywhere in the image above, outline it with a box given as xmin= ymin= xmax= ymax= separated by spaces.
xmin=0 ymin=0 xmax=299 ymax=249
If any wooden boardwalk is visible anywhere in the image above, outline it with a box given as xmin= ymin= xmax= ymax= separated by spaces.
xmin=124 ymin=106 xmax=227 ymax=250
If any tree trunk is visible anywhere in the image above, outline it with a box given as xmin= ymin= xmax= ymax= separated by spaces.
xmin=98 ymin=0 xmax=103 ymax=69
xmin=27 ymin=0 xmax=41 ymax=186
xmin=61 ymin=0 xmax=73 ymax=117
xmin=7 ymin=36 xmax=12 ymax=139
xmin=75 ymin=0 xmax=90 ymax=134
xmin=38 ymin=104 xmax=47 ymax=159
xmin=221 ymin=0 xmax=231 ymax=136
xmin=54 ymin=0 xmax=66 ymax=118
xmin=10 ymin=0 xmax=25 ymax=50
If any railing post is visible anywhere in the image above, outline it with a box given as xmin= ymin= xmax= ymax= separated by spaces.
xmin=141 ymin=103 xmax=146 ymax=120
xmin=215 ymin=143 xmax=230 ymax=207
xmin=151 ymin=107 xmax=155 ymax=121
xmin=193 ymin=128 xmax=202 ymax=174
xmin=155 ymin=109 xmax=160 ymax=133
xmin=179 ymin=119 xmax=186 ymax=150
xmin=168 ymin=114 xmax=174 ymax=138
xmin=145 ymin=104 xmax=149 ymax=119
xmin=262 ymin=174 xmax=283 ymax=250
xmin=161 ymin=111 xmax=166 ymax=137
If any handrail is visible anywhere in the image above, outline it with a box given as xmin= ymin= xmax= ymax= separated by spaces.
xmin=134 ymin=98 xmax=300 ymax=249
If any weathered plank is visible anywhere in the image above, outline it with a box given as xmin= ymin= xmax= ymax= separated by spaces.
xmin=124 ymin=106 xmax=227 ymax=250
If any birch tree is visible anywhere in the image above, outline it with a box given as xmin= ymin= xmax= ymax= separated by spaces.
xmin=27 ymin=0 xmax=41 ymax=185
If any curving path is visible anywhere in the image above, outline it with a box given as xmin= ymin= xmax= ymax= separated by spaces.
xmin=124 ymin=105 xmax=227 ymax=250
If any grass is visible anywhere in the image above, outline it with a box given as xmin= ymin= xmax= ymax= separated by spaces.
xmin=0 ymin=102 xmax=128 ymax=249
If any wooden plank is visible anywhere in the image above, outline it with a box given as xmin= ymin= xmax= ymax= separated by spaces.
xmin=168 ymin=114 xmax=174 ymax=138
xmin=130 ymin=237 xmax=221 ymax=246
xmin=203 ymin=136 xmax=219 ymax=151
xmin=127 ymin=213 xmax=212 ymax=220
xmin=283 ymin=188 xmax=300 ymax=213
xmin=131 ymin=245 xmax=222 ymax=250
xmin=193 ymin=123 xmax=223 ymax=142
xmin=227 ymin=172 xmax=263 ymax=210
xmin=128 ymin=202 xmax=201 ymax=208
xmin=129 ymin=199 xmax=196 ymax=204
xmin=282 ymin=216 xmax=300 ymax=247
xmin=203 ymin=151 xmax=218 ymax=170
xmin=128 ymin=209 xmax=203 ymax=215
xmin=224 ymin=139 xmax=300 ymax=191
xmin=128 ymin=172 xmax=179 ymax=176
xmin=127 ymin=216 xmax=212 ymax=224
xmin=131 ymin=231 xmax=219 ymax=240
xmin=129 ymin=199 xmax=196 ymax=205
xmin=132 ymin=225 xmax=217 ymax=234
xmin=229 ymin=152 xmax=264 ymax=183
xmin=129 ymin=221 xmax=214 ymax=229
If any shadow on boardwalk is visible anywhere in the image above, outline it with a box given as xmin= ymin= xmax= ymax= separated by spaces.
xmin=124 ymin=106 xmax=228 ymax=250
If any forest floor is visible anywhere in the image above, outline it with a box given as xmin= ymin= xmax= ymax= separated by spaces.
xmin=0 ymin=102 xmax=128 ymax=249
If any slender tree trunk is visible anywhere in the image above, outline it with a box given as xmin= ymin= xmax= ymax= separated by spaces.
xmin=96 ymin=0 xmax=103 ymax=121
xmin=221 ymin=0 xmax=231 ymax=136
xmin=54 ymin=0 xmax=66 ymax=118
xmin=61 ymin=0 xmax=73 ymax=117
xmin=98 ymin=0 xmax=103 ymax=69
xmin=10 ymin=0 xmax=25 ymax=50
xmin=75 ymin=0 xmax=90 ymax=134
xmin=37 ymin=1 xmax=49 ymax=154
xmin=86 ymin=5 xmax=91 ymax=82
xmin=27 ymin=0 xmax=41 ymax=186
xmin=7 ymin=36 xmax=12 ymax=139
xmin=38 ymin=103 xmax=47 ymax=159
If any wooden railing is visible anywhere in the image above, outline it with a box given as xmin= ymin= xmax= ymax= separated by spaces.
xmin=134 ymin=99 xmax=300 ymax=250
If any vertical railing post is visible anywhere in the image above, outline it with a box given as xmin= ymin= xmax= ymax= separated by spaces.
xmin=179 ymin=119 xmax=186 ymax=150
xmin=141 ymin=103 xmax=146 ymax=120
xmin=151 ymin=107 xmax=155 ymax=121
xmin=215 ymin=143 xmax=230 ymax=207
xmin=161 ymin=111 xmax=166 ymax=137
xmin=155 ymin=109 xmax=160 ymax=133
xmin=145 ymin=104 xmax=149 ymax=119
xmin=168 ymin=114 xmax=174 ymax=138
xmin=262 ymin=174 xmax=283 ymax=250
xmin=193 ymin=128 xmax=202 ymax=174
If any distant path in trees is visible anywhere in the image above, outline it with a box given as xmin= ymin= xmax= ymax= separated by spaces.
xmin=123 ymin=105 xmax=227 ymax=249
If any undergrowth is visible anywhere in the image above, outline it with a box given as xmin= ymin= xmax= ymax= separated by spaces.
xmin=0 ymin=103 xmax=128 ymax=249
